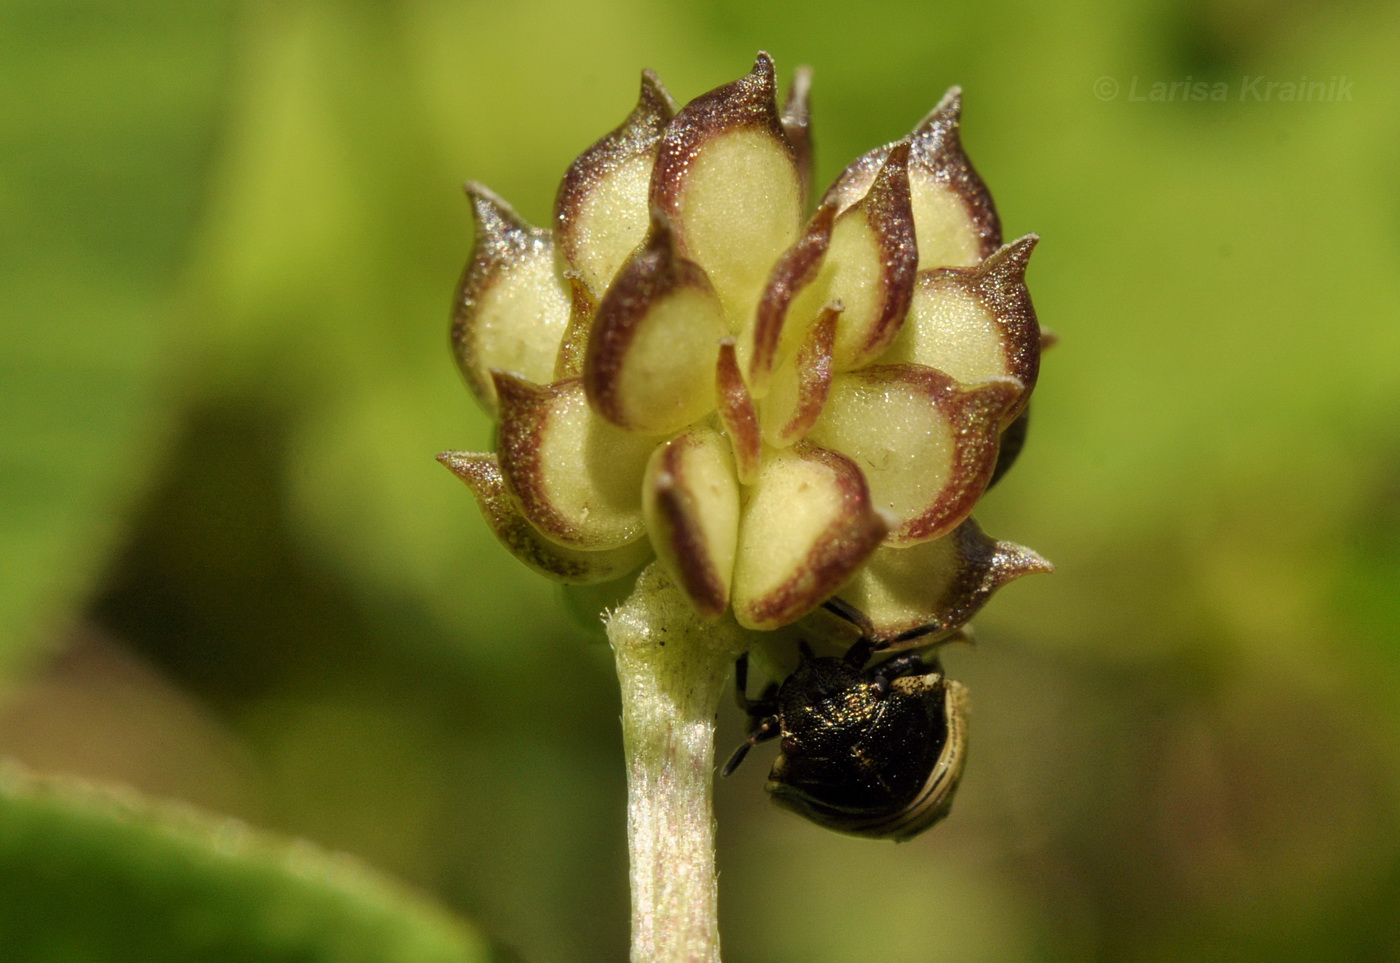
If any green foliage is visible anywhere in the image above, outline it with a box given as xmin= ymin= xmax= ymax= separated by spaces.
xmin=0 ymin=0 xmax=236 ymax=680
xmin=0 ymin=762 xmax=497 ymax=962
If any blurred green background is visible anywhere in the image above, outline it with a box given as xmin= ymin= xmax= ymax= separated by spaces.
xmin=4 ymin=0 xmax=1400 ymax=959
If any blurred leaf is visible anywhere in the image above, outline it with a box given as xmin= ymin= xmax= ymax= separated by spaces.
xmin=0 ymin=761 xmax=500 ymax=963
xmin=0 ymin=0 xmax=237 ymax=682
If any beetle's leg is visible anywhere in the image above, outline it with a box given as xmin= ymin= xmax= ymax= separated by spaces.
xmin=733 ymin=653 xmax=779 ymax=720
xmin=747 ymin=684 xmax=779 ymax=722
xmin=822 ymin=598 xmax=885 ymax=670
xmin=822 ymin=596 xmax=877 ymax=638
xmin=883 ymin=620 xmax=945 ymax=649
xmin=870 ymin=652 xmax=936 ymax=695
xmin=842 ymin=636 xmax=876 ymax=670
xmin=733 ymin=653 xmax=751 ymax=713
xmin=826 ymin=596 xmax=950 ymax=654
xmin=721 ymin=715 xmax=780 ymax=777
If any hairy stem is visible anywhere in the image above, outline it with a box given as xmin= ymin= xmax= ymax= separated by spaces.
xmin=606 ymin=564 xmax=751 ymax=963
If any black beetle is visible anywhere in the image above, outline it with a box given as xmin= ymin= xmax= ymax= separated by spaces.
xmin=723 ymin=607 xmax=968 ymax=841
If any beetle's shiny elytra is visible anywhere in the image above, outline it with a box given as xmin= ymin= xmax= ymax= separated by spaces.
xmin=724 ymin=627 xmax=968 ymax=842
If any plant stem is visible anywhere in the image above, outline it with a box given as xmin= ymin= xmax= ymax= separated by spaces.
xmin=606 ymin=564 xmax=751 ymax=963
